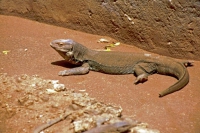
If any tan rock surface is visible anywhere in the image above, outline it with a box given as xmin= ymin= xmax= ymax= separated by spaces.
xmin=1 ymin=0 xmax=200 ymax=59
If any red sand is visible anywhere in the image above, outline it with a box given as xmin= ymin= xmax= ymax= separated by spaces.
xmin=0 ymin=15 xmax=200 ymax=133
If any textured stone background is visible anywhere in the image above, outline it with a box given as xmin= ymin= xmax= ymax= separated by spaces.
xmin=0 ymin=0 xmax=200 ymax=60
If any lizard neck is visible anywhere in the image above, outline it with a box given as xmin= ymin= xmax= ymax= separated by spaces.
xmin=73 ymin=42 xmax=97 ymax=61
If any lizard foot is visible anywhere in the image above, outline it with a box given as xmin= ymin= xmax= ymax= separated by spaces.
xmin=182 ymin=61 xmax=194 ymax=67
xmin=58 ymin=70 xmax=70 ymax=76
xmin=134 ymin=74 xmax=148 ymax=84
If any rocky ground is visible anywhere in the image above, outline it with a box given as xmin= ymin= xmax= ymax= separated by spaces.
xmin=0 ymin=73 xmax=160 ymax=133
xmin=0 ymin=15 xmax=200 ymax=133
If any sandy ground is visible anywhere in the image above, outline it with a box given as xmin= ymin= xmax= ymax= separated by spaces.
xmin=0 ymin=15 xmax=200 ymax=133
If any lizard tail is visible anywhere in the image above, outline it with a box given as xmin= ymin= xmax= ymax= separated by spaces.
xmin=158 ymin=61 xmax=190 ymax=97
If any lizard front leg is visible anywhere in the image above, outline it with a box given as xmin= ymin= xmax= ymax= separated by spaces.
xmin=58 ymin=63 xmax=90 ymax=76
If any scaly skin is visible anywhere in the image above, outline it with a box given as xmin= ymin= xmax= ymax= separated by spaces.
xmin=50 ymin=39 xmax=192 ymax=97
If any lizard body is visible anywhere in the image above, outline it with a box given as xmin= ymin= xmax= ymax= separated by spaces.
xmin=50 ymin=39 xmax=192 ymax=97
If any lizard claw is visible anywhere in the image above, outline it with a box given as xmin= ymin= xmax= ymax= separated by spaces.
xmin=134 ymin=79 xmax=140 ymax=85
xmin=58 ymin=70 xmax=69 ymax=76
xmin=183 ymin=61 xmax=194 ymax=67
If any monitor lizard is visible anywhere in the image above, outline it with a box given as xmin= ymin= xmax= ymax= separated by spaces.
xmin=50 ymin=39 xmax=192 ymax=97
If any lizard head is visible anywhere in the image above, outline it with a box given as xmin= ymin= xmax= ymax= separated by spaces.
xmin=50 ymin=39 xmax=89 ymax=64
xmin=50 ymin=39 xmax=74 ymax=52
xmin=50 ymin=39 xmax=77 ymax=64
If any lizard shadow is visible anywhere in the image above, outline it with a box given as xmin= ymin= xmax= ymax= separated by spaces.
xmin=51 ymin=60 xmax=81 ymax=68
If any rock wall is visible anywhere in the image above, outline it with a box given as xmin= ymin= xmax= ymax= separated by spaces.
xmin=0 ymin=0 xmax=200 ymax=60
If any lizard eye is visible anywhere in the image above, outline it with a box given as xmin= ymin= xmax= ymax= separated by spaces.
xmin=57 ymin=42 xmax=64 ymax=46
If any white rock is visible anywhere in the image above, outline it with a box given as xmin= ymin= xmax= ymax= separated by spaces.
xmin=53 ymin=84 xmax=65 ymax=92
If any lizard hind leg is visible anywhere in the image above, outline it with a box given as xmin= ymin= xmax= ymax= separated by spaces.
xmin=134 ymin=73 xmax=148 ymax=84
xmin=133 ymin=62 xmax=157 ymax=84
xmin=133 ymin=65 xmax=149 ymax=84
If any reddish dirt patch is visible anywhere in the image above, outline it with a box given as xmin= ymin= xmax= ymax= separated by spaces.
xmin=0 ymin=15 xmax=200 ymax=133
